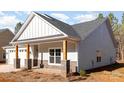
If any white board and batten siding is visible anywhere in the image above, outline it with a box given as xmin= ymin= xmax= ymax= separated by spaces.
xmin=18 ymin=16 xmax=62 ymax=40
xmin=78 ymin=22 xmax=116 ymax=70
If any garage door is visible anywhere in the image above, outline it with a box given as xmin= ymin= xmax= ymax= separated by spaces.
xmin=7 ymin=49 xmax=27 ymax=67
xmin=7 ymin=50 xmax=15 ymax=65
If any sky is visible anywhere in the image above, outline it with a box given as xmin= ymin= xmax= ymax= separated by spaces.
xmin=0 ymin=11 xmax=123 ymax=33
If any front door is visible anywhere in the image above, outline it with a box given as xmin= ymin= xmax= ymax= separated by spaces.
xmin=49 ymin=48 xmax=61 ymax=65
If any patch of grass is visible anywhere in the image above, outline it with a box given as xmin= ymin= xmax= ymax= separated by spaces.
xmin=80 ymin=69 xmax=86 ymax=76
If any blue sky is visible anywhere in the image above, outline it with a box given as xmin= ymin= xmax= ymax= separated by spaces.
xmin=0 ymin=11 xmax=123 ymax=33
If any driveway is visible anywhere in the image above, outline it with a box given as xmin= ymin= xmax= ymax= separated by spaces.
xmin=0 ymin=64 xmax=21 ymax=73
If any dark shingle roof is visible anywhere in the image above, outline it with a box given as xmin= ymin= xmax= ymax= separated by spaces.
xmin=35 ymin=12 xmax=79 ymax=38
xmin=0 ymin=28 xmax=10 ymax=32
xmin=72 ymin=18 xmax=106 ymax=40
xmin=0 ymin=29 xmax=14 ymax=47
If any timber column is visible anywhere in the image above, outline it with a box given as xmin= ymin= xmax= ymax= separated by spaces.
xmin=25 ymin=44 xmax=32 ymax=69
xmin=16 ymin=44 xmax=18 ymax=59
xmin=14 ymin=44 xmax=20 ymax=68
xmin=63 ymin=40 xmax=67 ymax=60
xmin=61 ymin=40 xmax=70 ymax=77
xmin=26 ymin=44 xmax=30 ymax=59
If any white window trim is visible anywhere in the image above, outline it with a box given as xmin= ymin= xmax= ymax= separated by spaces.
xmin=48 ymin=47 xmax=62 ymax=66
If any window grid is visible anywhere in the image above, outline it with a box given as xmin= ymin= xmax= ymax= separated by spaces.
xmin=49 ymin=48 xmax=61 ymax=64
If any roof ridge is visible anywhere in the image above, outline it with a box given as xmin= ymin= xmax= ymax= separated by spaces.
xmin=72 ymin=17 xmax=107 ymax=26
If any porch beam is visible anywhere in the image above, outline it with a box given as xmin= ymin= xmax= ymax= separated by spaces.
xmin=26 ymin=44 xmax=30 ymax=59
xmin=63 ymin=40 xmax=67 ymax=60
xmin=15 ymin=44 xmax=18 ymax=59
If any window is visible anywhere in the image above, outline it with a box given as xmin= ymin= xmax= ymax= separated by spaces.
xmin=55 ymin=49 xmax=61 ymax=63
xmin=49 ymin=48 xmax=61 ymax=64
xmin=96 ymin=50 xmax=102 ymax=62
xmin=97 ymin=56 xmax=101 ymax=62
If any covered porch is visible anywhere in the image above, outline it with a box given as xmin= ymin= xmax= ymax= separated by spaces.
xmin=14 ymin=39 xmax=78 ymax=77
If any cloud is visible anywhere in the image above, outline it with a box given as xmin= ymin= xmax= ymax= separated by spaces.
xmin=23 ymin=11 xmax=31 ymax=15
xmin=0 ymin=15 xmax=23 ymax=33
xmin=51 ymin=13 xmax=69 ymax=22
xmin=74 ymin=13 xmax=98 ymax=23
xmin=0 ymin=11 xmax=5 ymax=16
xmin=0 ymin=15 xmax=22 ymax=26
xmin=14 ymin=11 xmax=31 ymax=15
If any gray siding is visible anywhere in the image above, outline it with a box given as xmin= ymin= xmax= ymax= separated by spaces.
xmin=0 ymin=29 xmax=14 ymax=62
xmin=78 ymin=21 xmax=116 ymax=71
xmin=0 ymin=48 xmax=5 ymax=61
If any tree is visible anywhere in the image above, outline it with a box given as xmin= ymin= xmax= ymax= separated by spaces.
xmin=108 ymin=13 xmax=121 ymax=60
xmin=118 ymin=14 xmax=124 ymax=61
xmin=113 ymin=13 xmax=124 ymax=61
xmin=108 ymin=13 xmax=118 ymax=32
xmin=108 ymin=13 xmax=115 ymax=25
xmin=121 ymin=12 xmax=124 ymax=24
xmin=97 ymin=13 xmax=104 ymax=20
xmin=14 ymin=22 xmax=23 ymax=34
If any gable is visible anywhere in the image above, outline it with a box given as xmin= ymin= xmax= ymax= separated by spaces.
xmin=18 ymin=15 xmax=63 ymax=41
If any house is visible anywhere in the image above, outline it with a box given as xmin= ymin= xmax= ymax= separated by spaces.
xmin=3 ymin=12 xmax=116 ymax=76
xmin=0 ymin=29 xmax=14 ymax=63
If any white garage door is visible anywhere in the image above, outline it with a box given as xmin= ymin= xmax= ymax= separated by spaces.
xmin=8 ymin=50 xmax=15 ymax=65
xmin=7 ymin=48 xmax=27 ymax=67
xmin=18 ymin=49 xmax=26 ymax=67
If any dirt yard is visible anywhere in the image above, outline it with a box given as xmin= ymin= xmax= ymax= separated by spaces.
xmin=1 ymin=62 xmax=124 ymax=82
xmin=70 ymin=62 xmax=124 ymax=82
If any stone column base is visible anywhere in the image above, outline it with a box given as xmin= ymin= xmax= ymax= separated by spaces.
xmin=25 ymin=59 xmax=32 ymax=69
xmin=39 ymin=60 xmax=44 ymax=68
xmin=61 ymin=60 xmax=70 ymax=78
xmin=14 ymin=59 xmax=20 ymax=69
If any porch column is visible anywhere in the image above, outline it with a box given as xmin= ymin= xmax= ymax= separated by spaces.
xmin=15 ymin=44 xmax=18 ymax=59
xmin=26 ymin=44 xmax=30 ymax=59
xmin=25 ymin=44 xmax=32 ymax=69
xmin=61 ymin=40 xmax=70 ymax=77
xmin=63 ymin=40 xmax=67 ymax=60
xmin=14 ymin=44 xmax=20 ymax=68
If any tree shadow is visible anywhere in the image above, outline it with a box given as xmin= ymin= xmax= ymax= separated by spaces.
xmin=86 ymin=62 xmax=124 ymax=74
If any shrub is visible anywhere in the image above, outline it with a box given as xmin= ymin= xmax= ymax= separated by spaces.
xmin=80 ymin=69 xmax=86 ymax=76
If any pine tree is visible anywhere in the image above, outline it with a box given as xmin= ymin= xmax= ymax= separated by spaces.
xmin=14 ymin=22 xmax=23 ymax=34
